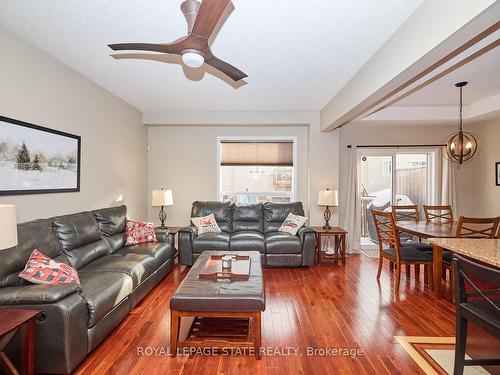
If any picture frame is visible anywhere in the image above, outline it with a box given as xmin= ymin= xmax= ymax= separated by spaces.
xmin=0 ymin=115 xmax=81 ymax=195
xmin=496 ymin=162 xmax=500 ymax=187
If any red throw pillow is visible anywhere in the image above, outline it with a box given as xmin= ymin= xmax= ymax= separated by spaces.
xmin=19 ymin=249 xmax=80 ymax=285
xmin=125 ymin=220 xmax=158 ymax=246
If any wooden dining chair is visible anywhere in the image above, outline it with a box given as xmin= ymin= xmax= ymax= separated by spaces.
xmin=423 ymin=205 xmax=453 ymax=224
xmin=372 ymin=209 xmax=433 ymax=292
xmin=392 ymin=205 xmax=433 ymax=280
xmin=456 ymin=216 xmax=500 ymax=238
xmin=453 ymin=255 xmax=500 ymax=375
xmin=392 ymin=204 xmax=420 ymax=222
xmin=447 ymin=216 xmax=499 ymax=302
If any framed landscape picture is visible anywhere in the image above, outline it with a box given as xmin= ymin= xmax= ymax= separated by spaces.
xmin=496 ymin=162 xmax=500 ymax=186
xmin=0 ymin=115 xmax=80 ymax=195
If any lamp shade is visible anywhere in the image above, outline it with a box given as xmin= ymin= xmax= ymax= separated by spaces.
xmin=317 ymin=189 xmax=338 ymax=207
xmin=152 ymin=189 xmax=173 ymax=207
xmin=0 ymin=204 xmax=18 ymax=250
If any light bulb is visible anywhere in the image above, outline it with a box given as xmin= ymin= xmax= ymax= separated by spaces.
xmin=181 ymin=52 xmax=204 ymax=68
xmin=450 ymin=142 xmax=456 ymax=150
xmin=465 ymin=142 xmax=472 ymax=149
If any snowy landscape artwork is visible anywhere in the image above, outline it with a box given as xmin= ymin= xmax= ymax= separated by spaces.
xmin=0 ymin=116 xmax=80 ymax=195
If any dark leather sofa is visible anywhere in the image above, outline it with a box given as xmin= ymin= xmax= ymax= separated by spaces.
xmin=0 ymin=205 xmax=175 ymax=374
xmin=179 ymin=201 xmax=316 ymax=267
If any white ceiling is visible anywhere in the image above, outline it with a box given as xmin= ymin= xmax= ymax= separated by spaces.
xmin=360 ymin=44 xmax=500 ymax=125
xmin=0 ymin=0 xmax=423 ymax=113
xmin=396 ymin=46 xmax=500 ymax=107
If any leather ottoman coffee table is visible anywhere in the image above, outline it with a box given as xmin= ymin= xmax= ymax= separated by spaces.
xmin=170 ymin=251 xmax=265 ymax=358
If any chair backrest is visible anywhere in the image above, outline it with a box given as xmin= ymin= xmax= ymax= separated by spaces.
xmin=392 ymin=205 xmax=419 ymax=222
xmin=423 ymin=205 xmax=453 ymax=223
xmin=371 ymin=209 xmax=400 ymax=257
xmin=456 ymin=216 xmax=500 ymax=238
xmin=453 ymin=255 xmax=500 ymax=305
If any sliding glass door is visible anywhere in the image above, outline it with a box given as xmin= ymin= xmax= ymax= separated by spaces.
xmin=358 ymin=148 xmax=438 ymax=249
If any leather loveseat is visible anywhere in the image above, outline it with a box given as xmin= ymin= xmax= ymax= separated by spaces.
xmin=178 ymin=201 xmax=316 ymax=267
xmin=0 ymin=205 xmax=175 ymax=374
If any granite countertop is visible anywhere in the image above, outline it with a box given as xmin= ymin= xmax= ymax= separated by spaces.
xmin=428 ymin=238 xmax=500 ymax=268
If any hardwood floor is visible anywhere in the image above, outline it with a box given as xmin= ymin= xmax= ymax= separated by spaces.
xmin=75 ymin=255 xmax=456 ymax=375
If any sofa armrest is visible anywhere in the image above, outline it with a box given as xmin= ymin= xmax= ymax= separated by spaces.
xmin=178 ymin=226 xmax=197 ymax=265
xmin=179 ymin=225 xmax=198 ymax=238
xmin=298 ymin=226 xmax=317 ymax=266
xmin=0 ymin=284 xmax=81 ymax=305
xmin=297 ymin=226 xmax=316 ymax=240
xmin=0 ymin=291 xmax=88 ymax=374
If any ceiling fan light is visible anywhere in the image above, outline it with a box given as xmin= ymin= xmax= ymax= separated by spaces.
xmin=181 ymin=51 xmax=205 ymax=68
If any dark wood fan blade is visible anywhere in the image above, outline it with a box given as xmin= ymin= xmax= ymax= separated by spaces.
xmin=191 ymin=0 xmax=230 ymax=38
xmin=205 ymin=56 xmax=247 ymax=81
xmin=108 ymin=43 xmax=183 ymax=55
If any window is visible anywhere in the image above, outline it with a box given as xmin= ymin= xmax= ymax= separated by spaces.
xmin=358 ymin=149 xmax=438 ymax=249
xmin=218 ymin=139 xmax=296 ymax=204
xmin=382 ymin=156 xmax=392 ymax=176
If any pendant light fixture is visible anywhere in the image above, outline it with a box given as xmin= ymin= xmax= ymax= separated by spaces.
xmin=444 ymin=82 xmax=478 ymax=165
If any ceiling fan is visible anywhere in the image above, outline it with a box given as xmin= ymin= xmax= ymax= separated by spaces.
xmin=108 ymin=0 xmax=247 ymax=82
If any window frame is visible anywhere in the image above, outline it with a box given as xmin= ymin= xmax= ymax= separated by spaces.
xmin=216 ymin=136 xmax=298 ymax=203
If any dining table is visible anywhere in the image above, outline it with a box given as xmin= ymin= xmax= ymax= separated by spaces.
xmin=396 ymin=221 xmax=460 ymax=298
xmin=395 ymin=221 xmax=459 ymax=240
xmin=428 ymin=238 xmax=500 ymax=298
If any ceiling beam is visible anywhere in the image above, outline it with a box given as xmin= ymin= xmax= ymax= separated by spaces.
xmin=320 ymin=0 xmax=500 ymax=131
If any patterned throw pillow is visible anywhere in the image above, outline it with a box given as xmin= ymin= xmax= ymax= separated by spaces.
xmin=278 ymin=213 xmax=308 ymax=235
xmin=19 ymin=249 xmax=80 ymax=285
xmin=125 ymin=220 xmax=158 ymax=246
xmin=191 ymin=213 xmax=222 ymax=235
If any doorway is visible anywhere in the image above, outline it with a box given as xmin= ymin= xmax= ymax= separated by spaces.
xmin=358 ymin=148 xmax=438 ymax=249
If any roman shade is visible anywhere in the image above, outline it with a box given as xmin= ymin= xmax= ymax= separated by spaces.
xmin=220 ymin=141 xmax=293 ymax=166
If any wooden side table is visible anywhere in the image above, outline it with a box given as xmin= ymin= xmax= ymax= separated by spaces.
xmin=155 ymin=227 xmax=182 ymax=260
xmin=311 ymin=226 xmax=348 ymax=265
xmin=0 ymin=308 xmax=40 ymax=375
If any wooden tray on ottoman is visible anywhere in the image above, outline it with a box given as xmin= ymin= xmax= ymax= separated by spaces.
xmin=199 ymin=255 xmax=251 ymax=281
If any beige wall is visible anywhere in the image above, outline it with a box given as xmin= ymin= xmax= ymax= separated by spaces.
xmin=0 ymin=27 xmax=147 ymax=222
xmin=147 ymin=125 xmax=309 ymax=227
xmin=456 ymin=117 xmax=500 ymax=217
xmin=338 ymin=122 xmax=456 ymax=221
xmin=338 ymin=121 xmax=500 ymax=220
xmin=146 ymin=113 xmax=340 ymax=227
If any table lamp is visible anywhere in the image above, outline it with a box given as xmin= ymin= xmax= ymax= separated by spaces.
xmin=152 ymin=188 xmax=173 ymax=229
xmin=317 ymin=189 xmax=338 ymax=229
xmin=0 ymin=204 xmax=18 ymax=250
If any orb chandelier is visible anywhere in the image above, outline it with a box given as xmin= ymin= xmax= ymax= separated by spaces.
xmin=444 ymin=82 xmax=478 ymax=165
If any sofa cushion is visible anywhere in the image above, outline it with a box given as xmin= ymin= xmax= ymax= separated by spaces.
xmin=102 ymin=234 xmax=125 ymax=254
xmin=265 ymin=232 xmax=303 ymax=254
xmin=229 ymin=231 xmax=265 ymax=253
xmin=191 ymin=213 xmax=222 ymax=235
xmin=52 ymin=212 xmax=108 ymax=269
xmin=78 ymin=271 xmax=133 ymax=328
xmin=0 ymin=219 xmax=63 ymax=287
xmin=278 ymin=213 xmax=308 ymax=235
xmin=93 ymin=206 xmax=127 ymax=252
xmin=115 ymin=242 xmax=173 ymax=267
xmin=79 ymin=254 xmax=157 ymax=288
xmin=192 ymin=232 xmax=230 ymax=253
xmin=191 ymin=201 xmax=233 ymax=233
xmin=53 ymin=212 xmax=102 ymax=251
xmin=383 ymin=246 xmax=433 ymax=262
xmin=93 ymin=206 xmax=127 ymax=237
xmin=124 ymin=220 xmax=158 ymax=246
xmin=19 ymin=249 xmax=80 ymax=285
xmin=232 ymin=204 xmax=263 ymax=233
xmin=263 ymin=202 xmax=305 ymax=233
